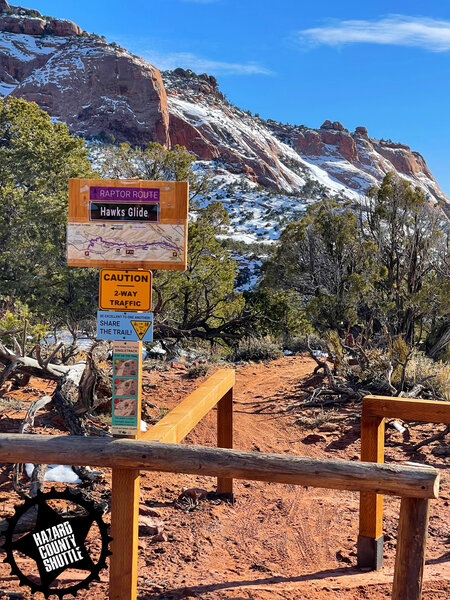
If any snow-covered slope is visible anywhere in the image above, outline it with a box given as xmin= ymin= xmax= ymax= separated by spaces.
xmin=1 ymin=0 xmax=448 ymax=216
xmin=164 ymin=70 xmax=449 ymax=210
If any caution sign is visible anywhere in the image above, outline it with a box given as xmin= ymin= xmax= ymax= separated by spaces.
xmin=131 ymin=320 xmax=152 ymax=340
xmin=99 ymin=269 xmax=152 ymax=311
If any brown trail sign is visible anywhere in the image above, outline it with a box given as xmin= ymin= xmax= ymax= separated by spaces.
xmin=67 ymin=179 xmax=189 ymax=270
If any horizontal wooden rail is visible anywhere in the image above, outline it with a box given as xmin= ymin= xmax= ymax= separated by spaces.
xmin=140 ymin=368 xmax=235 ymax=443
xmin=363 ymin=395 xmax=450 ymax=423
xmin=0 ymin=434 xmax=439 ymax=498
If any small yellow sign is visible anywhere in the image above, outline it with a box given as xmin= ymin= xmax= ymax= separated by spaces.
xmin=99 ymin=269 xmax=152 ymax=311
xmin=131 ymin=320 xmax=152 ymax=340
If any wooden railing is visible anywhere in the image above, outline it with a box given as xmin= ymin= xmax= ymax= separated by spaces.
xmin=0 ymin=433 xmax=439 ymax=600
xmin=358 ymin=395 xmax=450 ymax=570
xmin=110 ymin=368 xmax=234 ymax=599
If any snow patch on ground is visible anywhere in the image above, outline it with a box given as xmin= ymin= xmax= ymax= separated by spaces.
xmin=0 ymin=81 xmax=15 ymax=96
xmin=25 ymin=464 xmax=82 ymax=484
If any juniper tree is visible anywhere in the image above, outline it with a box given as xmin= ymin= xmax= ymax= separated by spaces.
xmin=0 ymin=96 xmax=97 ymax=334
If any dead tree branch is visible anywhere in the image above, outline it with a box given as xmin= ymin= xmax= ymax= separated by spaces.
xmin=412 ymin=424 xmax=450 ymax=451
xmin=0 ymin=343 xmax=70 ymax=380
xmin=13 ymin=395 xmax=52 ymax=497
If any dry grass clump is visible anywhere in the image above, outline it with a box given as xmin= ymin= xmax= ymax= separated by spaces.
xmin=404 ymin=352 xmax=450 ymax=401
xmin=294 ymin=409 xmax=337 ymax=429
xmin=187 ymin=363 xmax=211 ymax=378
xmin=0 ymin=397 xmax=23 ymax=411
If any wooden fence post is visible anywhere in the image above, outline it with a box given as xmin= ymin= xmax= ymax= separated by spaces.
xmin=110 ymin=468 xmax=140 ymax=600
xmin=217 ymin=388 xmax=233 ymax=497
xmin=392 ymin=497 xmax=430 ymax=600
xmin=357 ymin=414 xmax=385 ymax=570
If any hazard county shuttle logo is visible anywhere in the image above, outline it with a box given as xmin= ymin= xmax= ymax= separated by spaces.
xmin=1 ymin=488 xmax=111 ymax=599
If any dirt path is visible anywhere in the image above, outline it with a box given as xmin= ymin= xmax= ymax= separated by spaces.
xmin=0 ymin=355 xmax=448 ymax=599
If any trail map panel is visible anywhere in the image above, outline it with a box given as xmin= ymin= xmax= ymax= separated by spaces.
xmin=67 ymin=179 xmax=188 ymax=270
xmin=68 ymin=223 xmax=185 ymax=267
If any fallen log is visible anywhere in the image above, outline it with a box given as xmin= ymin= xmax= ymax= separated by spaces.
xmin=0 ymin=345 xmax=70 ymax=380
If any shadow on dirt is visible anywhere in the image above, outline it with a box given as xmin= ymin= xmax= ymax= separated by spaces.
xmin=425 ymin=551 xmax=450 ymax=566
xmin=140 ymin=566 xmax=366 ymax=599
xmin=325 ymin=421 xmax=361 ymax=452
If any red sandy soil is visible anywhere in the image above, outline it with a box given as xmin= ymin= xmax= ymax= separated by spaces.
xmin=0 ymin=355 xmax=449 ymax=599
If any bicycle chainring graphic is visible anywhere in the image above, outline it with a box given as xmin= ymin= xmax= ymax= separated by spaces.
xmin=2 ymin=487 xmax=112 ymax=599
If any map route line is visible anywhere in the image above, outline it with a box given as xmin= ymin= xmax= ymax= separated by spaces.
xmin=67 ymin=222 xmax=186 ymax=265
xmin=86 ymin=236 xmax=182 ymax=252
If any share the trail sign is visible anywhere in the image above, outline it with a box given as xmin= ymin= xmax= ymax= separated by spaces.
xmin=67 ymin=179 xmax=189 ymax=270
xmin=97 ymin=311 xmax=154 ymax=342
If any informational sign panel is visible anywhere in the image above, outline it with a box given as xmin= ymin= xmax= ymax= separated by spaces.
xmin=99 ymin=269 xmax=152 ymax=311
xmin=112 ymin=341 xmax=141 ymax=436
xmin=97 ymin=311 xmax=153 ymax=342
xmin=67 ymin=179 xmax=188 ymax=270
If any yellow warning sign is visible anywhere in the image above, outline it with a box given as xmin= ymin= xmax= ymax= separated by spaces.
xmin=131 ymin=320 xmax=152 ymax=340
xmin=99 ymin=269 xmax=152 ymax=311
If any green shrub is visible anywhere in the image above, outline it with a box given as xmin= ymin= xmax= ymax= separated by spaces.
xmin=231 ymin=337 xmax=283 ymax=363
xmin=283 ymin=334 xmax=327 ymax=354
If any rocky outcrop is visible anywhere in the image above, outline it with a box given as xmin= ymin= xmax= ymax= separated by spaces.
xmin=320 ymin=120 xmax=345 ymax=131
xmin=9 ymin=38 xmax=169 ymax=145
xmin=0 ymin=14 xmax=45 ymax=35
xmin=164 ymin=69 xmax=448 ymax=205
xmin=0 ymin=3 xmax=168 ymax=144
xmin=0 ymin=9 xmax=169 ymax=147
xmin=355 ymin=126 xmax=368 ymax=137
xmin=300 ymin=126 xmax=358 ymax=163
xmin=169 ymin=113 xmax=219 ymax=160
xmin=48 ymin=19 xmax=81 ymax=37
xmin=0 ymin=2 xmax=81 ymax=36
xmin=0 ymin=2 xmax=448 ymax=209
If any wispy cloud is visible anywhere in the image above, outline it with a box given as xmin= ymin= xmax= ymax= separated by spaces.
xmin=141 ymin=50 xmax=273 ymax=75
xmin=297 ymin=15 xmax=450 ymax=52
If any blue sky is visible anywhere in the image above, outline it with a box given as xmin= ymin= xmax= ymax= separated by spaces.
xmin=30 ymin=0 xmax=450 ymax=195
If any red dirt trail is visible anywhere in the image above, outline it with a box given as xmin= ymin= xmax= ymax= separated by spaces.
xmin=0 ymin=355 xmax=448 ymax=599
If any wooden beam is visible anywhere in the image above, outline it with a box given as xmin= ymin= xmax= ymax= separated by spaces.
xmin=359 ymin=415 xmax=385 ymax=537
xmin=140 ymin=369 xmax=235 ymax=443
xmin=110 ymin=469 xmax=139 ymax=600
xmin=358 ymin=415 xmax=385 ymax=569
xmin=0 ymin=434 xmax=439 ymax=498
xmin=363 ymin=396 xmax=450 ymax=424
xmin=217 ymin=388 xmax=233 ymax=495
xmin=392 ymin=497 xmax=430 ymax=600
